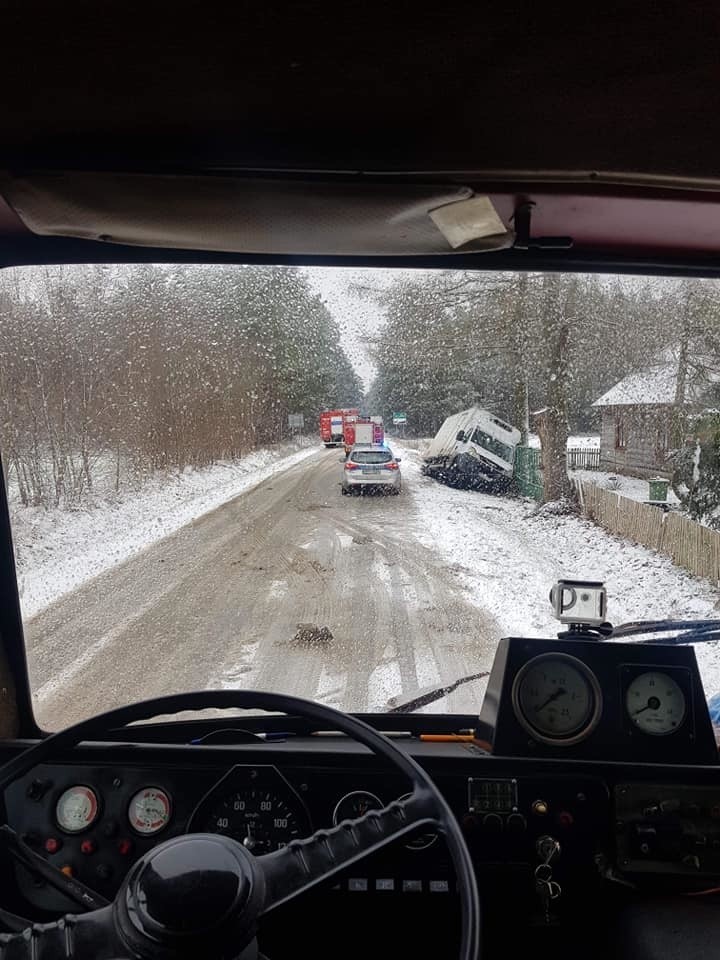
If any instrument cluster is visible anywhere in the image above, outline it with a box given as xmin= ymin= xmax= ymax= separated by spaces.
xmin=54 ymin=784 xmax=172 ymax=837
xmin=510 ymin=652 xmax=690 ymax=746
xmin=481 ymin=637 xmax=716 ymax=764
xmin=4 ymin=760 xmax=453 ymax=913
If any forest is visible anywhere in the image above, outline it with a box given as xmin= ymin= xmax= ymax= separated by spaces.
xmin=0 ymin=264 xmax=362 ymax=507
xmin=2 ymin=263 xmax=720 ymax=515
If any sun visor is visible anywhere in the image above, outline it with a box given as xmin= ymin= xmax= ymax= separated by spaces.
xmin=0 ymin=172 xmax=513 ymax=256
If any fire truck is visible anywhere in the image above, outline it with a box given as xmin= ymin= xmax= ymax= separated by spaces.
xmin=342 ymin=415 xmax=384 ymax=454
xmin=319 ymin=408 xmax=359 ymax=447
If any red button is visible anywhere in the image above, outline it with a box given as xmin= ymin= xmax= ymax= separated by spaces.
xmin=44 ymin=837 xmax=61 ymax=854
xmin=557 ymin=811 xmax=574 ymax=828
xmin=80 ymin=839 xmax=96 ymax=855
xmin=117 ymin=839 xmax=133 ymax=856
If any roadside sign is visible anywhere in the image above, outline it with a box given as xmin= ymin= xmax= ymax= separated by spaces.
xmin=288 ymin=413 xmax=304 ymax=430
xmin=392 ymin=412 xmax=407 ymax=425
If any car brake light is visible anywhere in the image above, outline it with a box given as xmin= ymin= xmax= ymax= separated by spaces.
xmin=386 ymin=462 xmax=399 ymax=470
xmin=345 ymin=462 xmax=359 ymax=470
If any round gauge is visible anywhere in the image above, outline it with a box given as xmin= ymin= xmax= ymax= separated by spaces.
xmin=128 ymin=787 xmax=172 ymax=835
xmin=202 ymin=788 xmax=305 ymax=853
xmin=399 ymin=792 xmax=437 ymax=851
xmin=626 ymin=671 xmax=687 ymax=736
xmin=512 ymin=653 xmax=602 ymax=746
xmin=55 ymin=785 xmax=99 ymax=834
xmin=332 ymin=790 xmax=383 ymax=825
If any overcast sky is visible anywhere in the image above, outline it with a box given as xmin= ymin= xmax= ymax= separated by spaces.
xmin=304 ymin=268 xmax=388 ymax=389
xmin=305 ymin=267 xmax=428 ymax=390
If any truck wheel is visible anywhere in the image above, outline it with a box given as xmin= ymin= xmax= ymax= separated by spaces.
xmin=341 ymin=486 xmax=348 ymax=495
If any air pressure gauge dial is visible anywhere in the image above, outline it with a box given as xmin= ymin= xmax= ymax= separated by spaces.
xmin=626 ymin=671 xmax=687 ymax=735
xmin=512 ymin=653 xmax=602 ymax=746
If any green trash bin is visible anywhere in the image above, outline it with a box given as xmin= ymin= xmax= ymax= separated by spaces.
xmin=648 ymin=477 xmax=670 ymax=502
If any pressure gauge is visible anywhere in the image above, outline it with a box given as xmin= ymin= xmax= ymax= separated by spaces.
xmin=512 ymin=653 xmax=602 ymax=746
xmin=55 ymin=785 xmax=99 ymax=834
xmin=626 ymin=671 xmax=687 ymax=735
xmin=128 ymin=787 xmax=172 ymax=835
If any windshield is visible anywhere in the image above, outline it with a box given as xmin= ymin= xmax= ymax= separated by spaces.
xmin=2 ymin=264 xmax=720 ymax=730
xmin=469 ymin=428 xmax=513 ymax=463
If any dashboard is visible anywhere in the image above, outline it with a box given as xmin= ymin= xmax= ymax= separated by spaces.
xmin=2 ymin=635 xmax=720 ymax=959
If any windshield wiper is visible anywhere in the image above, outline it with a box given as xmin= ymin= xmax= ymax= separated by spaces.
xmin=610 ymin=618 xmax=720 ymax=645
xmin=386 ymin=619 xmax=720 ymax=714
xmin=385 ymin=671 xmax=490 ymax=714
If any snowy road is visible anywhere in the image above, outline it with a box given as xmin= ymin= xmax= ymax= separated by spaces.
xmin=25 ymin=442 xmax=720 ymax=730
xmin=27 ymin=447 xmax=501 ymax=728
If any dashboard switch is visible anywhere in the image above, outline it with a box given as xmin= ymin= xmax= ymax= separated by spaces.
xmin=402 ymin=880 xmax=422 ymax=893
xmin=96 ymin=863 xmax=113 ymax=881
xmin=682 ymin=855 xmax=701 ymax=870
xmin=557 ymin=811 xmax=574 ymax=828
xmin=482 ymin=813 xmax=503 ymax=833
xmin=44 ymin=837 xmax=61 ymax=854
xmin=60 ymin=865 xmax=73 ymax=877
xmin=27 ymin=779 xmax=51 ymax=801
xmin=633 ymin=824 xmax=657 ymax=855
xmin=507 ymin=813 xmax=527 ymax=833
xmin=117 ymin=839 xmax=133 ymax=856
xmin=532 ymin=800 xmax=549 ymax=816
xmin=80 ymin=839 xmax=96 ymax=855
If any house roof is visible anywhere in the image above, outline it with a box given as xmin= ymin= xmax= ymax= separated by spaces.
xmin=593 ymin=361 xmax=680 ymax=407
xmin=593 ymin=345 xmax=719 ymax=408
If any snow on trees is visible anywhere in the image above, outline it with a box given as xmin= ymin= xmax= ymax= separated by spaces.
xmin=0 ymin=264 xmax=362 ymax=507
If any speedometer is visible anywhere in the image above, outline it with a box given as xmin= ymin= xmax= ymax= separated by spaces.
xmin=201 ymin=788 xmax=303 ymax=853
xmin=512 ymin=653 xmax=602 ymax=746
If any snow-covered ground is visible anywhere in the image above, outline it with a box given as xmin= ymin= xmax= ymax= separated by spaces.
xmin=12 ymin=439 xmax=318 ymax=619
xmin=396 ymin=446 xmax=720 ymax=697
xmin=574 ymin=469 xmax=680 ymax=505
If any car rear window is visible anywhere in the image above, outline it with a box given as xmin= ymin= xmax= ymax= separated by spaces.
xmin=351 ymin=451 xmax=393 ymax=464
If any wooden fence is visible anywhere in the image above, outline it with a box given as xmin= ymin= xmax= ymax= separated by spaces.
xmin=566 ymin=447 xmax=601 ymax=471
xmin=576 ymin=479 xmax=720 ymax=585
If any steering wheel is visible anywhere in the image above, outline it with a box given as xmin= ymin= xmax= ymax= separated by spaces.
xmin=0 ymin=691 xmax=480 ymax=959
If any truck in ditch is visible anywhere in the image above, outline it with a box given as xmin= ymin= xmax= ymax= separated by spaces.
xmin=422 ymin=406 xmax=521 ymax=491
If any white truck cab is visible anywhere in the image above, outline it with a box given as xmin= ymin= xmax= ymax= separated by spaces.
xmin=422 ymin=406 xmax=521 ymax=490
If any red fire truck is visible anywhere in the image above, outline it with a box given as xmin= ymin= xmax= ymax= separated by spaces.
xmin=319 ymin=408 xmax=359 ymax=447
xmin=342 ymin=415 xmax=384 ymax=453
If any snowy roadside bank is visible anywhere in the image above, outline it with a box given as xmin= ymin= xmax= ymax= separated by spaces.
xmin=12 ymin=439 xmax=320 ymax=620
xmin=397 ymin=446 xmax=720 ymax=695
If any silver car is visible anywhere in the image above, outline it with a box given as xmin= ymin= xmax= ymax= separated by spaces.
xmin=340 ymin=444 xmax=402 ymax=495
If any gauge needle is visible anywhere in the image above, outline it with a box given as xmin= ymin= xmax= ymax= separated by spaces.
xmin=243 ymin=825 xmax=256 ymax=851
xmin=534 ymin=688 xmax=566 ymax=713
xmin=632 ymin=695 xmax=661 ymax=717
